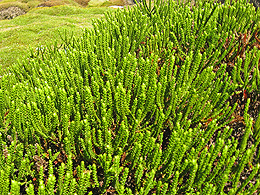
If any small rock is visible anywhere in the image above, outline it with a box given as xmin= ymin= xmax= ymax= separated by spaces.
xmin=109 ymin=5 xmax=124 ymax=8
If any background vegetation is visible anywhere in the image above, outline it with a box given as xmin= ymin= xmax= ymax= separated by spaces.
xmin=0 ymin=5 xmax=117 ymax=68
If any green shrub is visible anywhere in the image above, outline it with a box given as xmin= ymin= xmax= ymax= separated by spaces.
xmin=0 ymin=0 xmax=260 ymax=194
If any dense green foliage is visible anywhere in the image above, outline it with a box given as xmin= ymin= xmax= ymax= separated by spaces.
xmin=0 ymin=0 xmax=260 ymax=194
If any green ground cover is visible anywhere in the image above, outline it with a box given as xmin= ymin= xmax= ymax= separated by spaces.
xmin=0 ymin=5 xmax=116 ymax=68
xmin=1 ymin=0 xmax=260 ymax=193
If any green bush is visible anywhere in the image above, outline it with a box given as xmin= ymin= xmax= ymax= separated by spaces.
xmin=0 ymin=0 xmax=260 ymax=194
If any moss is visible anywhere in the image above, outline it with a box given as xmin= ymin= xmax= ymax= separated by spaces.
xmin=37 ymin=0 xmax=80 ymax=8
xmin=0 ymin=2 xmax=30 ymax=12
xmin=0 ymin=6 xmax=115 ymax=68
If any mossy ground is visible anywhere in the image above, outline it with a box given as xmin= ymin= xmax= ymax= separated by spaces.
xmin=0 ymin=0 xmax=92 ymax=12
xmin=0 ymin=5 xmax=118 ymax=68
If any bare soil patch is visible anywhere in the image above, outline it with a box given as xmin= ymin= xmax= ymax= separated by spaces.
xmin=0 ymin=6 xmax=26 ymax=20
